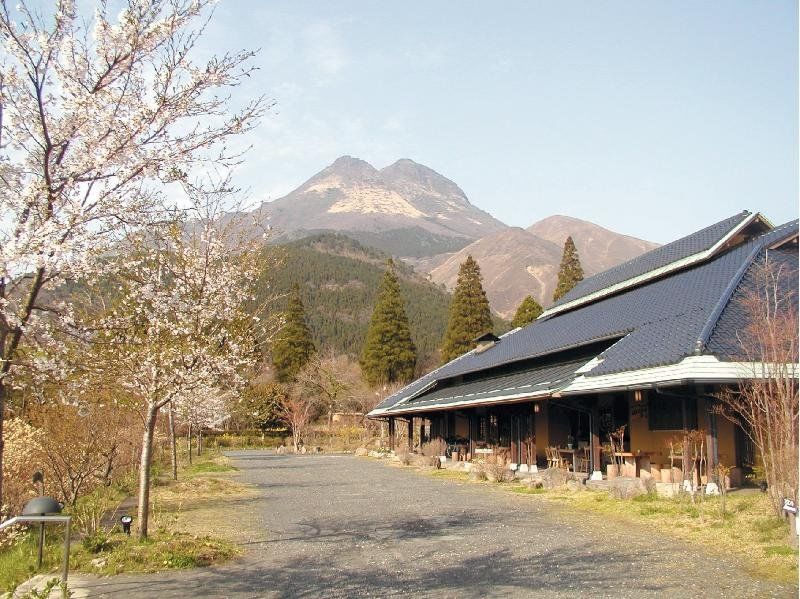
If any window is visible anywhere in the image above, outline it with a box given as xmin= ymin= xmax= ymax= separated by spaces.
xmin=648 ymin=395 xmax=697 ymax=431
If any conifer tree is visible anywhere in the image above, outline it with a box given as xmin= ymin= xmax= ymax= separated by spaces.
xmin=553 ymin=236 xmax=585 ymax=302
xmin=272 ymin=283 xmax=316 ymax=382
xmin=441 ymin=255 xmax=493 ymax=363
xmin=512 ymin=295 xmax=543 ymax=328
xmin=360 ymin=260 xmax=417 ymax=386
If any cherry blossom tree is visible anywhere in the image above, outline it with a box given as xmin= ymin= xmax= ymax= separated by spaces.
xmin=0 ymin=0 xmax=267 ymax=508
xmin=96 ymin=187 xmax=262 ymax=539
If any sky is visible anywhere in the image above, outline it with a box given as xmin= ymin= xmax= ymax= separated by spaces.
xmin=65 ymin=1 xmax=800 ymax=243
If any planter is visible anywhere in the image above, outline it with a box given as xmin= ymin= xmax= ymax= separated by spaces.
xmin=606 ymin=464 xmax=619 ymax=479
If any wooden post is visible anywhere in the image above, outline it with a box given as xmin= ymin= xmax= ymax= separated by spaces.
xmin=590 ymin=398 xmax=601 ymax=475
xmin=407 ymin=418 xmax=414 ymax=450
xmin=388 ymin=417 xmax=396 ymax=450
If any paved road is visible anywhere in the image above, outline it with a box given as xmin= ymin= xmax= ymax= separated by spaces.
xmin=73 ymin=452 xmax=795 ymax=598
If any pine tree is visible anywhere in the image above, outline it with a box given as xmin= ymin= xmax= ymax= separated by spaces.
xmin=553 ymin=236 xmax=584 ymax=302
xmin=360 ymin=260 xmax=417 ymax=386
xmin=512 ymin=295 xmax=543 ymax=328
xmin=440 ymin=255 xmax=493 ymax=363
xmin=272 ymin=283 xmax=316 ymax=382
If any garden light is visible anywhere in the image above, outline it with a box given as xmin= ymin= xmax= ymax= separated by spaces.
xmin=120 ymin=515 xmax=133 ymax=535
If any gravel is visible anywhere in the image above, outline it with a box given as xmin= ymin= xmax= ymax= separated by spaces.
xmin=70 ymin=452 xmax=797 ymax=598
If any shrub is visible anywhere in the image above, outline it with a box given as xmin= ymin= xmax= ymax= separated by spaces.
xmin=82 ymin=531 xmax=113 ymax=554
xmin=394 ymin=446 xmax=411 ymax=466
xmin=483 ymin=459 xmax=514 ymax=483
xmin=421 ymin=439 xmax=446 ymax=458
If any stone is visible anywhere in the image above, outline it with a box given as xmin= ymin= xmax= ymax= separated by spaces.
xmin=355 ymin=447 xmax=369 ymax=457
xmin=91 ymin=557 xmax=107 ymax=569
xmin=566 ymin=479 xmax=583 ymax=492
xmin=275 ymin=445 xmax=286 ymax=455
xmin=539 ymin=467 xmax=570 ymax=489
xmin=609 ymin=477 xmax=648 ymax=499
xmin=705 ymin=482 xmax=720 ymax=496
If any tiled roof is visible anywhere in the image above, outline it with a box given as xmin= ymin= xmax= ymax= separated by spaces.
xmin=706 ymin=242 xmax=799 ymax=360
xmin=391 ymin=355 xmax=593 ymax=413
xmin=372 ymin=218 xmax=798 ymax=415
xmin=547 ymin=211 xmax=755 ymax=312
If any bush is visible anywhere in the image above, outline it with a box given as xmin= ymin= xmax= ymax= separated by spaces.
xmin=82 ymin=531 xmax=112 ymax=554
xmin=395 ymin=446 xmax=411 ymax=466
xmin=421 ymin=439 xmax=446 ymax=458
xmin=483 ymin=459 xmax=514 ymax=483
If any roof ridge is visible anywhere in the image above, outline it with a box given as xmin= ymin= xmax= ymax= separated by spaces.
xmin=693 ymin=220 xmax=798 ymax=355
xmin=541 ymin=211 xmax=756 ymax=319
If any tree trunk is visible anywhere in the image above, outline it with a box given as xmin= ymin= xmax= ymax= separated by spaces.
xmin=136 ymin=402 xmax=159 ymax=540
xmin=0 ymin=381 xmax=6 ymax=511
xmin=168 ymin=403 xmax=177 ymax=481
xmin=328 ymin=405 xmax=333 ymax=431
xmin=187 ymin=423 xmax=193 ymax=465
xmin=196 ymin=429 xmax=202 ymax=456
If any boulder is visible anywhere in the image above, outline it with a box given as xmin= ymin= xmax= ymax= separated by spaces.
xmin=566 ymin=479 xmax=583 ymax=492
xmin=610 ymin=477 xmax=649 ymax=499
xmin=355 ymin=447 xmax=369 ymax=457
xmin=539 ymin=467 xmax=570 ymax=489
xmin=275 ymin=445 xmax=286 ymax=455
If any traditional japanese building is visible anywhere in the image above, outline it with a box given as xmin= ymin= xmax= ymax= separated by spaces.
xmin=368 ymin=211 xmax=798 ymax=485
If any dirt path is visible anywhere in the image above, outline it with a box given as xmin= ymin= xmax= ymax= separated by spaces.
xmin=68 ymin=452 xmax=797 ymax=598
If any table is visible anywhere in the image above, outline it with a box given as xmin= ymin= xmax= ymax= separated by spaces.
xmin=558 ymin=448 xmax=586 ymax=472
xmin=614 ymin=452 xmax=652 ymax=477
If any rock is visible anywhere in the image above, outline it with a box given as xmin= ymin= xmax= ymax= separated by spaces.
xmin=299 ymin=446 xmax=307 ymax=454
xmin=539 ymin=467 xmax=570 ymax=489
xmin=705 ymin=482 xmax=720 ymax=496
xmin=91 ymin=557 xmax=107 ymax=569
xmin=566 ymin=479 xmax=583 ymax=492
xmin=355 ymin=447 xmax=369 ymax=456
xmin=275 ymin=445 xmax=286 ymax=455
xmin=368 ymin=450 xmax=384 ymax=458
xmin=610 ymin=477 xmax=649 ymax=499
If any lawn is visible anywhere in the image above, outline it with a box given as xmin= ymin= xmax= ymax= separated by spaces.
xmin=0 ymin=451 xmax=251 ymax=593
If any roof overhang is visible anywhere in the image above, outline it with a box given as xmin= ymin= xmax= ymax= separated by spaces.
xmin=561 ymin=355 xmax=798 ymax=395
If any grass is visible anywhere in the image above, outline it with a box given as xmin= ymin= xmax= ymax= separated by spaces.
xmin=0 ymin=449 xmax=251 ymax=593
xmin=519 ymin=487 xmax=798 ymax=583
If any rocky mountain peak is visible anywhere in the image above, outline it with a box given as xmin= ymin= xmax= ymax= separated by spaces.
xmin=380 ymin=158 xmax=469 ymax=205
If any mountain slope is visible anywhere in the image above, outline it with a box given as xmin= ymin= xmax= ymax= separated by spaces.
xmin=254 ymin=233 xmax=454 ymax=372
xmin=261 ymin=156 xmax=507 ymax=256
xmin=527 ymin=215 xmax=659 ymax=276
xmin=427 ymin=229 xmax=563 ymax=319
xmin=425 ymin=219 xmax=658 ymax=319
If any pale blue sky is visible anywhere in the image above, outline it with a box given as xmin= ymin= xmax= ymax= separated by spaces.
xmin=28 ymin=1 xmax=799 ymax=243
xmin=203 ymin=1 xmax=797 ymax=243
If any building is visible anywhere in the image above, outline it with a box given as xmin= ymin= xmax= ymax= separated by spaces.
xmin=368 ymin=211 xmax=798 ymax=485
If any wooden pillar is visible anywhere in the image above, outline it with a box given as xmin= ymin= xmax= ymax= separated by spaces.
xmin=388 ymin=417 xmax=396 ymax=450
xmin=419 ymin=419 xmax=426 ymax=446
xmin=590 ymin=397 xmax=601 ymax=476
xmin=468 ymin=413 xmax=476 ymax=459
xmin=407 ymin=418 xmax=414 ymax=449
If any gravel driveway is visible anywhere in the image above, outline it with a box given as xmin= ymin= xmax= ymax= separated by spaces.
xmin=72 ymin=452 xmax=796 ymax=598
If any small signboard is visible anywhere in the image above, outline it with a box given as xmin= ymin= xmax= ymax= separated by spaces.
xmin=782 ymin=498 xmax=797 ymax=515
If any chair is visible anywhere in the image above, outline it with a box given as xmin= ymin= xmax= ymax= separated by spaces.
xmin=546 ymin=446 xmax=565 ymax=470
xmin=577 ymin=447 xmax=590 ymax=473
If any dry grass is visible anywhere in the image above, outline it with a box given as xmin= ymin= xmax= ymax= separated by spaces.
xmin=412 ymin=458 xmax=797 ymax=584
xmin=512 ymin=486 xmax=798 ymax=584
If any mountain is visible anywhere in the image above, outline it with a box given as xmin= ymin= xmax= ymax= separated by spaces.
xmin=261 ymin=156 xmax=507 ymax=257
xmin=424 ymin=218 xmax=659 ymax=319
xmin=527 ymin=215 xmax=659 ymax=277
xmin=425 ymin=229 xmax=563 ymax=319
xmin=254 ymin=233 xmax=455 ymax=373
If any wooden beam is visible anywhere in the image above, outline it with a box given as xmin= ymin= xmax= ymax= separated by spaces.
xmin=407 ymin=418 xmax=414 ymax=449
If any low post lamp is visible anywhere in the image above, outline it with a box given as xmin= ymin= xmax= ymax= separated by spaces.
xmin=0 ymin=495 xmax=72 ymax=596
